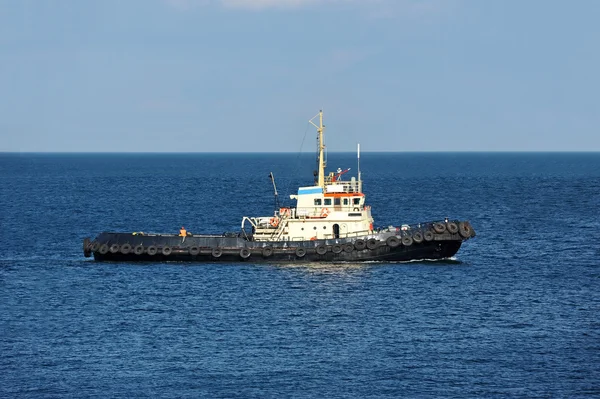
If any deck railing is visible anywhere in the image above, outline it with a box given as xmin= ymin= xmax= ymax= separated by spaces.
xmin=323 ymin=180 xmax=361 ymax=193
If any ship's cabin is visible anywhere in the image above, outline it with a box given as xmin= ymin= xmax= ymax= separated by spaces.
xmin=292 ymin=176 xmax=364 ymax=218
xmin=242 ymin=172 xmax=374 ymax=242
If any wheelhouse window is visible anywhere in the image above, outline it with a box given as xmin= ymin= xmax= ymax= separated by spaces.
xmin=334 ymin=198 xmax=341 ymax=206
xmin=324 ymin=198 xmax=332 ymax=206
xmin=343 ymin=198 xmax=349 ymax=206
xmin=353 ymin=198 xmax=361 ymax=205
xmin=314 ymin=198 xmax=322 ymax=206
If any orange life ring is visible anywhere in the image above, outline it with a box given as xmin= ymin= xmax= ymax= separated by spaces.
xmin=321 ymin=208 xmax=330 ymax=217
xmin=270 ymin=217 xmax=279 ymax=227
xmin=279 ymin=207 xmax=291 ymax=217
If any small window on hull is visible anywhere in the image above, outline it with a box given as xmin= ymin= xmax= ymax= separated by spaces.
xmin=314 ymin=198 xmax=322 ymax=206
xmin=343 ymin=198 xmax=349 ymax=205
xmin=334 ymin=198 xmax=341 ymax=206
xmin=324 ymin=199 xmax=332 ymax=206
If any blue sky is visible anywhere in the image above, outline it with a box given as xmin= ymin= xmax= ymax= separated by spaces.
xmin=1 ymin=0 xmax=599 ymax=152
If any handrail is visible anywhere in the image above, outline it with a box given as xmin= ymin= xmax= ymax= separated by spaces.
xmin=269 ymin=214 xmax=289 ymax=241
xmin=241 ymin=216 xmax=257 ymax=230
xmin=323 ymin=180 xmax=361 ymax=193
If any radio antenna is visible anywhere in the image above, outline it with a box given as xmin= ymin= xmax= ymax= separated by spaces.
xmin=357 ymin=143 xmax=361 ymax=178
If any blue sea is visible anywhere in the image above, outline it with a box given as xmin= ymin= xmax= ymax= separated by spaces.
xmin=1 ymin=152 xmax=599 ymax=398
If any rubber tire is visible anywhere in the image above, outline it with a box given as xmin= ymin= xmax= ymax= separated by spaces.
xmin=262 ymin=246 xmax=273 ymax=257
xmin=134 ymin=245 xmax=145 ymax=255
xmin=99 ymin=244 xmax=109 ymax=255
xmin=240 ymin=248 xmax=251 ymax=259
xmin=354 ymin=239 xmax=366 ymax=251
xmin=447 ymin=222 xmax=459 ymax=234
xmin=110 ymin=244 xmax=120 ymax=254
xmin=211 ymin=248 xmax=222 ymax=258
xmin=458 ymin=222 xmax=472 ymax=238
xmin=188 ymin=246 xmax=200 ymax=256
xmin=83 ymin=238 xmax=91 ymax=258
xmin=120 ymin=243 xmax=132 ymax=255
xmin=402 ymin=236 xmax=413 ymax=246
xmin=424 ymin=231 xmax=435 ymax=242
xmin=366 ymin=238 xmax=378 ymax=250
xmin=316 ymin=245 xmax=327 ymax=255
xmin=433 ymin=223 xmax=446 ymax=234
xmin=90 ymin=241 xmax=100 ymax=252
xmin=332 ymin=244 xmax=343 ymax=254
xmin=413 ymin=232 xmax=424 ymax=244
xmin=147 ymin=246 xmax=158 ymax=256
xmin=386 ymin=236 xmax=400 ymax=248
xmin=344 ymin=243 xmax=354 ymax=253
xmin=162 ymin=246 xmax=172 ymax=256
xmin=295 ymin=247 xmax=306 ymax=257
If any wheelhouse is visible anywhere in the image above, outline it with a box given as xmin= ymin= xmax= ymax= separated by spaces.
xmin=241 ymin=111 xmax=374 ymax=242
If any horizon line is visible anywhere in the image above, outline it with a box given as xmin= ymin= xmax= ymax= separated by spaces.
xmin=2 ymin=150 xmax=600 ymax=155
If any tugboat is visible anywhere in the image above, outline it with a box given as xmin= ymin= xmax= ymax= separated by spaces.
xmin=83 ymin=110 xmax=475 ymax=263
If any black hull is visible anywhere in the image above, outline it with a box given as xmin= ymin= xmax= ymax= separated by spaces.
xmin=84 ymin=221 xmax=474 ymax=264
xmin=92 ymin=240 xmax=462 ymax=263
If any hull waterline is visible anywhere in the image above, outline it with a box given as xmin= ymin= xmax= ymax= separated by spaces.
xmin=84 ymin=224 xmax=473 ymax=264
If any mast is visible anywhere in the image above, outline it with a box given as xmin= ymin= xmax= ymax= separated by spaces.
xmin=309 ymin=110 xmax=326 ymax=188
xmin=357 ymin=143 xmax=360 ymax=181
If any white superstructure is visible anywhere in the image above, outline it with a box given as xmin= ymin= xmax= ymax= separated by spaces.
xmin=241 ymin=111 xmax=374 ymax=241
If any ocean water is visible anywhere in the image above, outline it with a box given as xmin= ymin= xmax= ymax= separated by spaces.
xmin=1 ymin=152 xmax=599 ymax=398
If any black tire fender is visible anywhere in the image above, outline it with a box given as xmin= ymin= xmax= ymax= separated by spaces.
xmin=262 ymin=246 xmax=273 ymax=257
xmin=343 ymin=243 xmax=354 ymax=253
xmin=90 ymin=241 xmax=100 ymax=252
xmin=447 ymin=222 xmax=459 ymax=234
xmin=120 ymin=243 xmax=132 ymax=255
xmin=189 ymin=246 xmax=200 ymax=256
xmin=109 ymin=244 xmax=120 ymax=254
xmin=99 ymin=244 xmax=109 ymax=255
xmin=162 ymin=246 xmax=172 ymax=256
xmin=366 ymin=238 xmax=378 ymax=250
xmin=211 ymin=248 xmax=222 ymax=258
xmin=83 ymin=238 xmax=92 ymax=257
xmin=402 ymin=235 xmax=413 ymax=246
xmin=413 ymin=232 xmax=424 ymax=244
xmin=240 ymin=248 xmax=251 ymax=259
xmin=458 ymin=222 xmax=472 ymax=238
xmin=433 ymin=223 xmax=446 ymax=234
xmin=386 ymin=236 xmax=400 ymax=248
xmin=147 ymin=246 xmax=157 ymax=256
xmin=316 ymin=245 xmax=328 ymax=255
xmin=354 ymin=239 xmax=366 ymax=251
xmin=424 ymin=230 xmax=435 ymax=242
xmin=295 ymin=247 xmax=306 ymax=257
xmin=134 ymin=245 xmax=145 ymax=255
xmin=332 ymin=244 xmax=343 ymax=254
